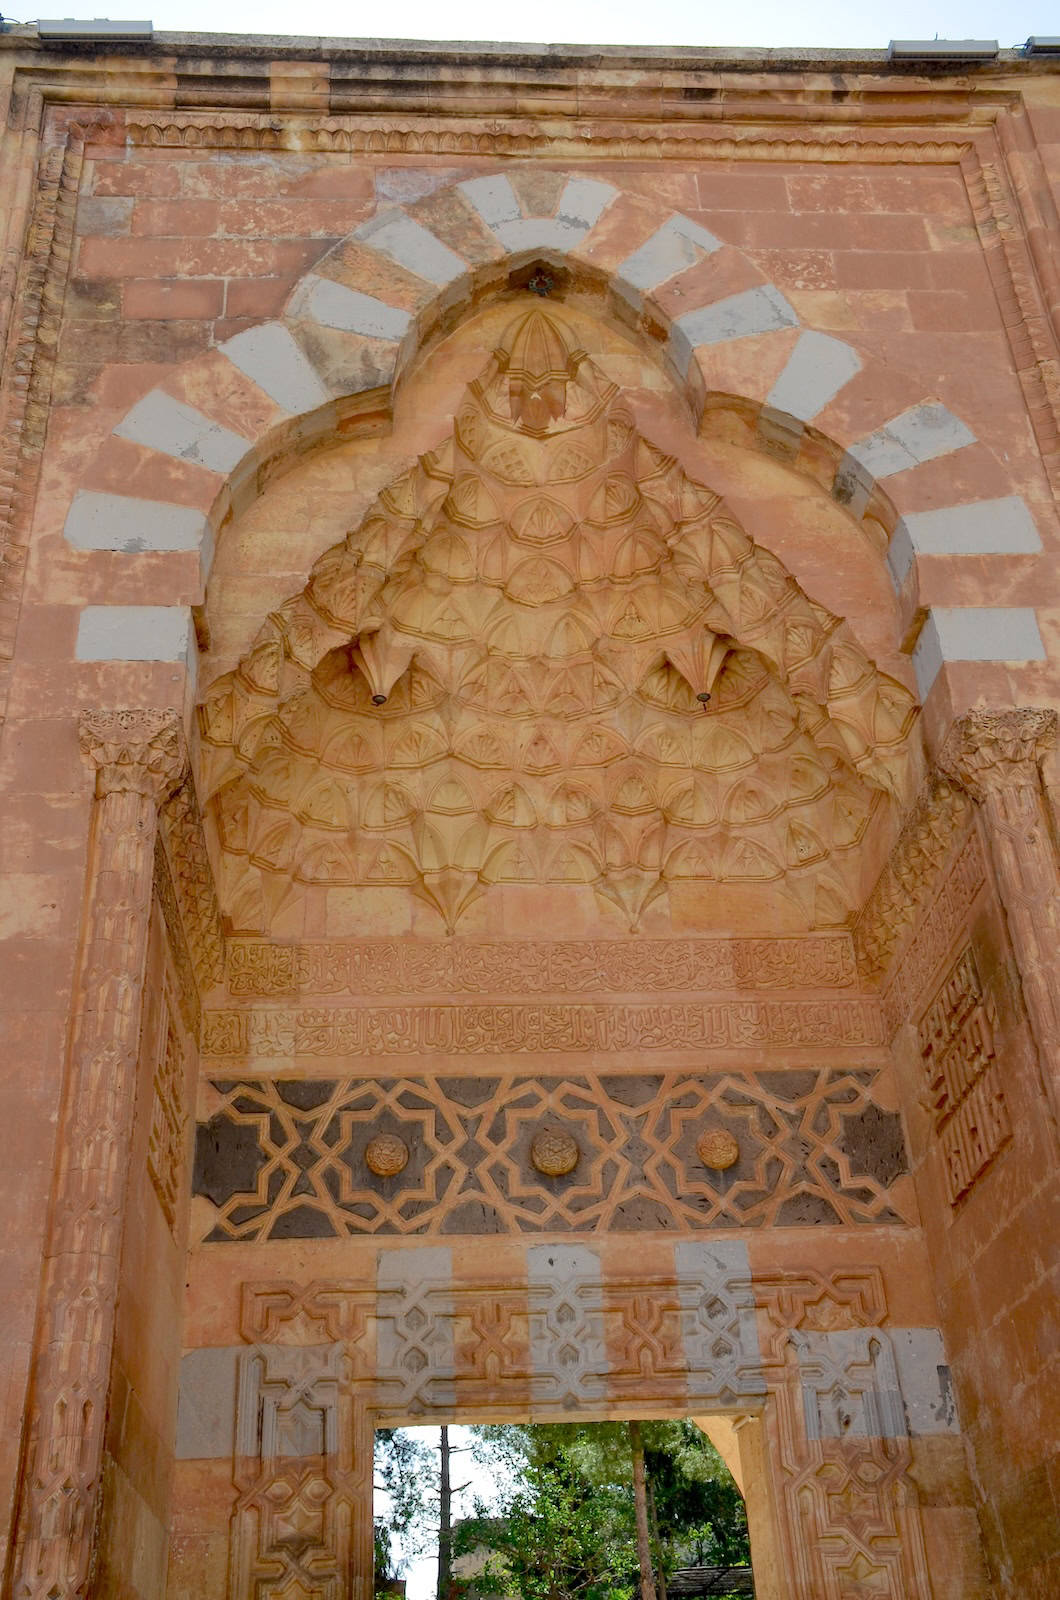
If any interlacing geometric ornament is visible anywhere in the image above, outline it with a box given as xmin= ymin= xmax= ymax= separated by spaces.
xmin=230 ymin=1344 xmax=373 ymax=1600
xmin=757 ymin=1273 xmax=934 ymax=1600
xmin=199 ymin=307 xmax=917 ymax=934
xmin=192 ymin=1068 xmax=912 ymax=1240
xmin=771 ymin=1354 xmax=933 ymax=1600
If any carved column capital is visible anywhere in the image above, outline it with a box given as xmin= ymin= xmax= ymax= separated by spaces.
xmin=79 ymin=707 xmax=186 ymax=799
xmin=936 ymin=708 xmax=1057 ymax=801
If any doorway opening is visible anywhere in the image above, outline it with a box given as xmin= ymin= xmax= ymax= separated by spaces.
xmin=373 ymin=1420 xmax=753 ymax=1600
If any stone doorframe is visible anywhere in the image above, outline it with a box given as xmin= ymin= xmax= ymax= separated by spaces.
xmin=172 ymin=1247 xmax=956 ymax=1600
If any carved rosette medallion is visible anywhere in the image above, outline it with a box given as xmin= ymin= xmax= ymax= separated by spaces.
xmin=697 ymin=1127 xmax=740 ymax=1170
xmin=365 ymin=1132 xmax=410 ymax=1176
xmin=530 ymin=1127 xmax=581 ymax=1176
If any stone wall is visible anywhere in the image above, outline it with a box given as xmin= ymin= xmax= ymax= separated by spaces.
xmin=0 ymin=31 xmax=1058 ymax=1600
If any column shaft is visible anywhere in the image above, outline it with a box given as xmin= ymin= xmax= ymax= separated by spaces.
xmin=939 ymin=708 xmax=1060 ymax=1129
xmin=10 ymin=710 xmax=185 ymax=1600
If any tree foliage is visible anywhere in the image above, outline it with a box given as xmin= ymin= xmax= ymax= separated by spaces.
xmin=454 ymin=1421 xmax=750 ymax=1600
xmin=374 ymin=1427 xmax=438 ymax=1578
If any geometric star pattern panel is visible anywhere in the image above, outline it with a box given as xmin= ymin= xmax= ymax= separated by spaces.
xmin=199 ymin=308 xmax=917 ymax=935
xmin=193 ymin=1068 xmax=912 ymax=1240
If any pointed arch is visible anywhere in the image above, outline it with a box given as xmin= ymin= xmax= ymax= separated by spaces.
xmin=66 ymin=168 xmax=1044 ymax=702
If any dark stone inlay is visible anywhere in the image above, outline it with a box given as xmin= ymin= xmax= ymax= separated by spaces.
xmin=837 ymin=1104 xmax=909 ymax=1187
xmin=276 ymin=1079 xmax=336 ymax=1110
xmin=193 ymin=1070 xmax=911 ymax=1240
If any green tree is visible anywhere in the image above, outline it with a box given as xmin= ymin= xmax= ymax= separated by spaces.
xmin=374 ymin=1427 xmax=476 ymax=1598
xmin=459 ymin=1421 xmax=750 ymax=1600
xmin=374 ymin=1428 xmax=437 ymax=1580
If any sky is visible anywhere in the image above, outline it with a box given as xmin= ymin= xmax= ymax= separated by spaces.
xmin=14 ymin=0 xmax=1058 ymax=48
xmin=375 ymin=1426 xmax=506 ymax=1600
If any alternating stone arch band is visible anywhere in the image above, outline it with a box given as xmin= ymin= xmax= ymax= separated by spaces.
xmin=64 ymin=167 xmax=1044 ymax=701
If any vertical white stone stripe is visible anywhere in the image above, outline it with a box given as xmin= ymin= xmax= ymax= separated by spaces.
xmin=376 ymin=1245 xmax=456 ymax=1411
xmin=527 ymin=1243 xmax=608 ymax=1408
xmin=675 ymin=1239 xmax=765 ymax=1404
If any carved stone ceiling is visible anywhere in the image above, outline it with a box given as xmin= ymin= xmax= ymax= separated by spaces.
xmin=198 ymin=308 xmax=918 ymax=935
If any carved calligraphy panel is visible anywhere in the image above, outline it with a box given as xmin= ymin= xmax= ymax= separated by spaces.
xmin=201 ymin=997 xmax=884 ymax=1058
xmin=224 ymin=934 xmax=858 ymax=996
xmin=918 ymin=945 xmax=1010 ymax=1204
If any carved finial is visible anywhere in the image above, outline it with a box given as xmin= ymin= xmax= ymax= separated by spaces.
xmin=937 ymin=708 xmax=1057 ymax=800
xmin=79 ymin=708 xmax=187 ymax=799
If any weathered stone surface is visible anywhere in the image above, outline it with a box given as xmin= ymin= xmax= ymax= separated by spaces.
xmin=1 ymin=34 xmax=1057 ymax=1600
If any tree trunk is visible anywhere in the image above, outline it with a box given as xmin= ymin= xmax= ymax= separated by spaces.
xmin=629 ymin=1422 xmax=658 ymax=1600
xmin=438 ymin=1424 xmax=452 ymax=1600
xmin=647 ymin=1477 xmax=667 ymax=1600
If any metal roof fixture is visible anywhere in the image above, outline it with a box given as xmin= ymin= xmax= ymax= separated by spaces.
xmin=888 ymin=39 xmax=999 ymax=61
xmin=36 ymin=17 xmax=153 ymax=38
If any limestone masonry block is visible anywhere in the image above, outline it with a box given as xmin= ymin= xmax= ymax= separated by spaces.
xmin=527 ymin=1242 xmax=607 ymax=1405
xmin=76 ymin=195 xmax=134 ymax=237
xmin=63 ymin=490 xmax=210 ymax=555
xmin=913 ymin=605 xmax=1046 ymax=696
xmin=764 ymin=329 xmax=863 ymax=422
xmin=75 ymin=604 xmax=193 ymax=663
xmin=174 ymin=1347 xmax=239 ymax=1460
xmin=219 ymin=322 xmax=331 ymax=415
xmin=114 ymin=390 xmax=250 ymax=476
xmin=458 ymin=173 xmax=522 ymax=227
xmin=888 ymin=495 xmax=1042 ymax=586
xmin=848 ymin=401 xmax=976 ymax=479
xmin=556 ymin=176 xmax=617 ymax=230
xmin=669 ymin=284 xmax=799 ymax=375
xmin=675 ymin=1239 xmax=766 ymax=1404
xmin=493 ymin=216 xmax=597 ymax=254
xmin=290 ymin=274 xmax=412 ymax=342
xmin=891 ymin=1329 xmax=960 ymax=1436
xmin=354 ymin=208 xmax=468 ymax=287
xmin=614 ymin=214 xmax=723 ymax=308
